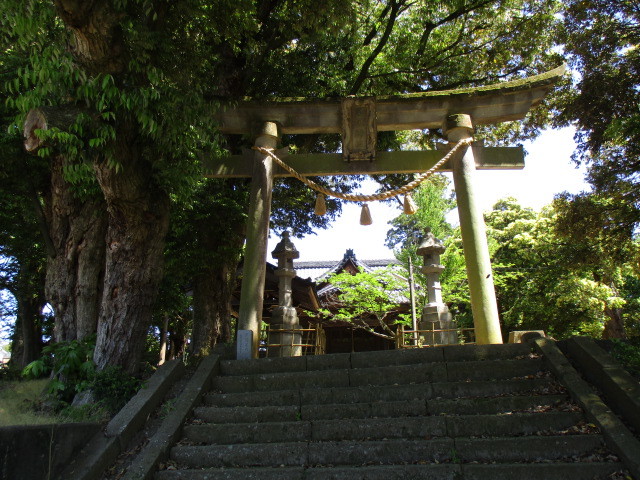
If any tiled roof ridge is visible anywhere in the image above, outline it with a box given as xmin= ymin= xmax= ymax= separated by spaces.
xmin=295 ymin=258 xmax=399 ymax=268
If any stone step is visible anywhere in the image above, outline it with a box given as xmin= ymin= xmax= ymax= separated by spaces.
xmin=444 ymin=411 xmax=585 ymax=437
xmin=170 ymin=434 xmax=606 ymax=469
xmin=205 ymin=377 xmax=560 ymax=408
xmin=184 ymin=417 xmax=445 ymax=444
xmin=193 ymin=394 xmax=569 ymax=424
xmin=212 ymin=358 xmax=546 ymax=394
xmin=300 ymin=398 xmax=426 ymax=420
xmin=212 ymin=363 xmax=442 ymax=393
xmin=427 ymin=393 xmax=570 ymax=415
xmin=183 ymin=412 xmax=584 ymax=445
xmin=430 ymin=376 xmax=562 ymax=399
xmin=194 ymin=404 xmax=301 ymax=423
xmin=445 ymin=358 xmax=544 ymax=382
xmin=156 ymin=462 xmax=624 ymax=480
xmin=456 ymin=462 xmax=625 ymax=480
xmin=219 ymin=344 xmax=534 ymax=376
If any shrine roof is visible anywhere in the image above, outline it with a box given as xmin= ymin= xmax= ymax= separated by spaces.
xmin=295 ymin=249 xmax=400 ymax=283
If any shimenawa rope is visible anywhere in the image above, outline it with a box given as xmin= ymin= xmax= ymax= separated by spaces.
xmin=252 ymin=137 xmax=472 ymax=202
xmin=253 ymin=137 xmax=472 ymax=224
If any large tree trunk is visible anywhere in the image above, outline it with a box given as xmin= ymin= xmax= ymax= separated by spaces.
xmin=190 ymin=269 xmax=219 ymax=357
xmin=16 ymin=290 xmax=42 ymax=367
xmin=190 ymin=260 xmax=237 ymax=356
xmin=51 ymin=0 xmax=126 ymax=75
xmin=9 ymin=260 xmax=46 ymax=369
xmin=602 ymin=306 xmax=626 ymax=339
xmin=92 ymin=137 xmax=170 ymax=373
xmin=169 ymin=311 xmax=190 ymax=361
xmin=189 ymin=179 xmax=246 ymax=357
xmin=25 ymin=107 xmax=107 ymax=343
xmin=599 ymin=276 xmax=626 ymax=340
xmin=44 ymin=155 xmax=106 ymax=342
xmin=9 ymin=316 xmax=24 ymax=370
xmin=48 ymin=2 xmax=170 ymax=373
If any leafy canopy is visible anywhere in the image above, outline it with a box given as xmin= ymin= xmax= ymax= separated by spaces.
xmin=317 ymin=268 xmax=411 ymax=340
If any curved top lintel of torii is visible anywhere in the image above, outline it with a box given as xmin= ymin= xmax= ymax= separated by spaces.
xmin=216 ymin=65 xmax=566 ymax=135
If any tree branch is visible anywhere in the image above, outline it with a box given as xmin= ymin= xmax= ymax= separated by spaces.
xmin=349 ymin=0 xmax=403 ymax=95
xmin=375 ymin=312 xmax=397 ymax=335
xmin=362 ymin=2 xmax=391 ymax=46
xmin=52 ymin=0 xmax=126 ymax=74
xmin=416 ymin=0 xmax=494 ymax=57
xmin=351 ymin=318 xmax=396 ymax=340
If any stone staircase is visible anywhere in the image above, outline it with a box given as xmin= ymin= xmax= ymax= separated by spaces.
xmin=155 ymin=344 xmax=626 ymax=479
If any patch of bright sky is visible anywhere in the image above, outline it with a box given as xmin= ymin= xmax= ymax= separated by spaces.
xmin=268 ymin=126 xmax=590 ymax=262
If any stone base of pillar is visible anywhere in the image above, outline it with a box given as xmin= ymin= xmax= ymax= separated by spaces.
xmin=268 ymin=306 xmax=302 ymax=357
xmin=419 ymin=304 xmax=458 ymax=345
xmin=236 ymin=330 xmax=254 ymax=360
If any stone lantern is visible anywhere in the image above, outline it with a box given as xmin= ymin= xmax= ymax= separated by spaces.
xmin=268 ymin=232 xmax=302 ymax=357
xmin=416 ymin=228 xmax=457 ymax=345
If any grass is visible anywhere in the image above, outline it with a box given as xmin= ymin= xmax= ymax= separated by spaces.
xmin=610 ymin=339 xmax=640 ymax=380
xmin=0 ymin=378 xmax=110 ymax=427
xmin=0 ymin=379 xmax=61 ymax=426
xmin=0 ymin=378 xmax=111 ymax=426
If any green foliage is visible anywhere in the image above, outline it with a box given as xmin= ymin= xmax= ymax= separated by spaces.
xmin=20 ymin=336 xmax=141 ymax=414
xmin=91 ymin=366 xmax=142 ymax=414
xmin=0 ymin=363 xmax=22 ymax=381
xmin=317 ymin=267 xmax=410 ymax=340
xmin=557 ymin=0 xmax=640 ymax=240
xmin=0 ymin=0 xmax=564 ymax=196
xmin=439 ymin=232 xmax=473 ymax=327
xmin=620 ymin=275 xmax=640 ymax=337
xmin=485 ymin=198 xmax=636 ymax=339
xmin=159 ymin=398 xmax=177 ymax=419
xmin=610 ymin=339 xmax=640 ymax=379
xmin=386 ymin=175 xmax=455 ymax=250
xmin=142 ymin=326 xmax=164 ymax=366
xmin=22 ymin=336 xmax=96 ymax=401
xmin=0 ymin=77 xmax=48 ymax=367
xmin=385 ymin=177 xmax=470 ymax=323
xmin=551 ymin=193 xmax=638 ymax=338
xmin=387 ymin=190 xmax=638 ymax=339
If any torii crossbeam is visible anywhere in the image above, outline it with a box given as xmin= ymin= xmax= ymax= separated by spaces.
xmin=205 ymin=66 xmax=565 ymax=359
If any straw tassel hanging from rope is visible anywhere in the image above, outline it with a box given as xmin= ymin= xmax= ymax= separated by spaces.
xmin=314 ymin=193 xmax=327 ymax=216
xmin=360 ymin=204 xmax=373 ymax=225
xmin=403 ymin=193 xmax=418 ymax=215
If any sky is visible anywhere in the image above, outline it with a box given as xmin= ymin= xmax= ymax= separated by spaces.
xmin=267 ymin=126 xmax=590 ymax=262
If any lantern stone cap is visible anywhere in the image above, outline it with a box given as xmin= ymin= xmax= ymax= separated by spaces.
xmin=272 ymin=231 xmax=300 ymax=260
xmin=416 ymin=228 xmax=445 ymax=255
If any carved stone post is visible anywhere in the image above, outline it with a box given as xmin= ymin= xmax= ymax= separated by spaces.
xmin=268 ymin=232 xmax=302 ymax=357
xmin=444 ymin=114 xmax=502 ymax=344
xmin=237 ymin=122 xmax=280 ymax=359
xmin=417 ymin=228 xmax=456 ymax=345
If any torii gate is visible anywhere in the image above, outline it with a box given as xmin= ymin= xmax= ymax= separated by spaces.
xmin=203 ymin=66 xmax=565 ymax=359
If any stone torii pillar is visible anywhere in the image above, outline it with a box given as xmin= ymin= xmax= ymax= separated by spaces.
xmin=445 ymin=114 xmax=502 ymax=344
xmin=237 ymin=122 xmax=280 ymax=359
